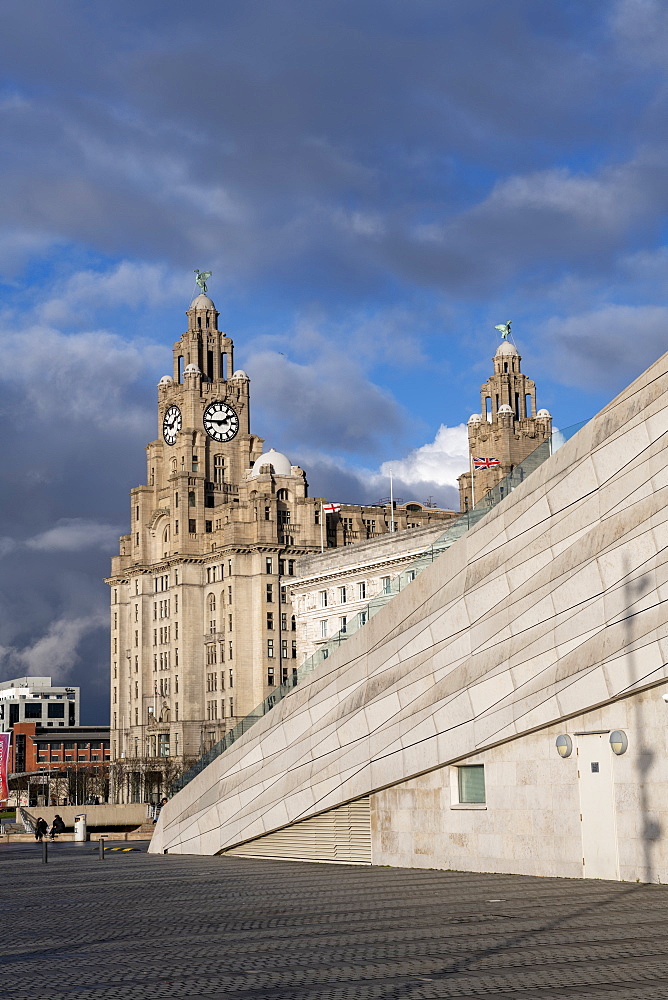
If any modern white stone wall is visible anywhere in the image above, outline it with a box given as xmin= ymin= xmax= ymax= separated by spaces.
xmin=371 ymin=687 xmax=668 ymax=881
xmin=150 ymin=350 xmax=668 ymax=881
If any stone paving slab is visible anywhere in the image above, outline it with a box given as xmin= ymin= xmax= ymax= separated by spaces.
xmin=2 ymin=842 xmax=668 ymax=999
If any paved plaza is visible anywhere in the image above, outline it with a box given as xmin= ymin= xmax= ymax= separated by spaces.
xmin=3 ymin=842 xmax=668 ymax=999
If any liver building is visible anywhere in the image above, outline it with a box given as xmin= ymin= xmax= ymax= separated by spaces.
xmin=107 ymin=286 xmax=455 ymax=802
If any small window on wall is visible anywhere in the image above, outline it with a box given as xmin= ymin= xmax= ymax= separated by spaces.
xmin=456 ymin=764 xmax=486 ymax=805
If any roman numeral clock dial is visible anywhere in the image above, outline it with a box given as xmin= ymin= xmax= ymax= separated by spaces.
xmin=162 ymin=405 xmax=182 ymax=445
xmin=203 ymin=401 xmax=239 ymax=443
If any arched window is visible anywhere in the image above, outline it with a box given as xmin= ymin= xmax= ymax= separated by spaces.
xmin=171 ymin=458 xmax=177 ymax=473
xmin=207 ymin=593 xmax=216 ymax=613
xmin=214 ymin=455 xmax=224 ymax=484
xmin=276 ymin=488 xmax=289 ymax=501
xmin=163 ymin=526 xmax=170 ymax=543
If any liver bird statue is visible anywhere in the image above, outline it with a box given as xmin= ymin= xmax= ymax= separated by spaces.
xmin=194 ymin=269 xmax=212 ymax=294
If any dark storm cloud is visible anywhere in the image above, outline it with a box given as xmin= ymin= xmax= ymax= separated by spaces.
xmin=0 ymin=0 xmax=655 ymax=300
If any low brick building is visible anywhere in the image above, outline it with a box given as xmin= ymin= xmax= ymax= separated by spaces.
xmin=10 ymin=723 xmax=111 ymax=807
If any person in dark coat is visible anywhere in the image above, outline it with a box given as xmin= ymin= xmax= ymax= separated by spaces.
xmin=49 ymin=815 xmax=65 ymax=840
xmin=34 ymin=818 xmax=48 ymax=842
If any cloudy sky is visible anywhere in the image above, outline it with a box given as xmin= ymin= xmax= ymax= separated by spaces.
xmin=1 ymin=0 xmax=667 ymax=721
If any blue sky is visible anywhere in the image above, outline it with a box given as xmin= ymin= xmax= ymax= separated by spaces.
xmin=1 ymin=0 xmax=668 ymax=721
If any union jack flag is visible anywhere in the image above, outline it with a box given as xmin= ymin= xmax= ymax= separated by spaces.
xmin=473 ymin=457 xmax=500 ymax=470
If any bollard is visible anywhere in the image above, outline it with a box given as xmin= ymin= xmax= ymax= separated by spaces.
xmin=98 ymin=837 xmax=106 ymax=861
xmin=42 ymin=840 xmax=48 ymax=864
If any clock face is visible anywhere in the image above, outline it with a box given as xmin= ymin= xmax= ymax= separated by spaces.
xmin=162 ymin=405 xmax=182 ymax=446
xmin=203 ymin=401 xmax=239 ymax=442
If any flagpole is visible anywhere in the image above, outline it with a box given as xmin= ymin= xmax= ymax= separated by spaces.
xmin=389 ymin=469 xmax=395 ymax=532
xmin=320 ymin=502 xmax=324 ymax=553
xmin=470 ymin=452 xmax=476 ymax=508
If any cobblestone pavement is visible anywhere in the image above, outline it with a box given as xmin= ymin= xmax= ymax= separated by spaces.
xmin=3 ymin=841 xmax=668 ymax=999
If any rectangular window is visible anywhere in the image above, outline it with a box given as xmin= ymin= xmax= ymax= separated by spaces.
xmin=229 ymin=697 xmax=234 ymax=717
xmin=358 ymin=582 xmax=366 ymax=600
xmin=267 ymin=666 xmax=275 ymax=686
xmin=339 ymin=586 xmax=346 ymax=604
xmin=25 ymin=702 xmax=42 ymax=719
xmin=189 ymin=519 xmax=196 ymax=534
xmin=457 ymin=765 xmax=486 ymax=804
xmin=265 ymin=506 xmax=270 ymax=521
xmin=382 ymin=576 xmax=391 ymax=595
xmin=47 ymin=703 xmax=65 ymax=719
xmin=320 ymin=620 xmax=328 ymax=638
xmin=281 ymin=612 xmax=287 ymax=630
xmin=267 ymin=612 xmax=274 ymax=630
xmin=359 ymin=611 xmax=367 ymax=625
xmin=266 ymin=558 xmax=273 ymax=574
xmin=266 ymin=584 xmax=273 ymax=603
xmin=229 ymin=669 xmax=233 ymax=687
xmin=340 ymin=616 xmax=347 ymax=633
xmin=291 ymin=640 xmax=297 ymax=659
xmin=288 ymin=560 xmax=294 ymax=575
xmin=267 ymin=639 xmax=274 ymax=657
xmin=281 ymin=639 xmax=288 ymax=659
xmin=320 ymin=590 xmax=328 ymax=608
xmin=205 ymin=520 xmax=212 ymax=533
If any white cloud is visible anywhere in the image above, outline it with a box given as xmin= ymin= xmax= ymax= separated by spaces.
xmin=26 ymin=518 xmax=122 ymax=553
xmin=10 ymin=613 xmax=106 ymax=682
xmin=0 ymin=322 xmax=161 ymax=431
xmin=37 ymin=260 xmax=183 ymax=326
xmin=381 ymin=424 xmax=469 ymax=489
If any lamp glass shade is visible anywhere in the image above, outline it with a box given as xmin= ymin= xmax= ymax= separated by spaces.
xmin=610 ymin=730 xmax=628 ymax=755
xmin=556 ymin=734 xmax=573 ymax=758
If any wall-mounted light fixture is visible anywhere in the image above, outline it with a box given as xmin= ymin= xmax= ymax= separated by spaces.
xmin=609 ymin=730 xmax=628 ymax=755
xmin=555 ymin=734 xmax=573 ymax=758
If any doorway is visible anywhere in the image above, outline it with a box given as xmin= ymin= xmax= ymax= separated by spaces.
xmin=576 ymin=732 xmax=619 ymax=880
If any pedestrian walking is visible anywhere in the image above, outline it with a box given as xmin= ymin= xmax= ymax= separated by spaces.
xmin=34 ymin=817 xmax=48 ymax=842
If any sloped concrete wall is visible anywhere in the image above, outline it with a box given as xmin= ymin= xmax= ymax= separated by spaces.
xmin=151 ymin=351 xmax=668 ymax=864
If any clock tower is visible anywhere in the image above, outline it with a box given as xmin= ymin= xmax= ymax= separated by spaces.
xmin=107 ymin=286 xmax=459 ymax=804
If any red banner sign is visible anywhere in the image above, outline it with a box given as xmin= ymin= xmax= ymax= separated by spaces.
xmin=0 ymin=733 xmax=10 ymax=801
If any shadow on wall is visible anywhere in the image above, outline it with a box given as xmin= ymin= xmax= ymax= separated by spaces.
xmin=624 ymin=559 xmax=662 ymax=882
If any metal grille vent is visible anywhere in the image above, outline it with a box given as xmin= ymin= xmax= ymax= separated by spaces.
xmin=223 ymin=797 xmax=372 ymax=864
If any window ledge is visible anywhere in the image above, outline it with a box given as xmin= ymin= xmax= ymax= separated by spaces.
xmin=451 ymin=802 xmax=487 ymax=810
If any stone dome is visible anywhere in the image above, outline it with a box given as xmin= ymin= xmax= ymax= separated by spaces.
xmin=184 ymin=363 xmax=201 ymax=376
xmin=232 ymin=369 xmax=250 ymax=380
xmin=190 ymin=293 xmax=215 ymax=310
xmin=250 ymin=449 xmax=292 ymax=477
xmin=536 ymin=408 xmax=552 ymax=418
xmin=468 ymin=413 xmax=482 ymax=424
xmin=158 ymin=375 xmax=173 ymax=385
xmin=498 ymin=403 xmax=513 ymax=414
xmin=495 ymin=341 xmax=519 ymax=356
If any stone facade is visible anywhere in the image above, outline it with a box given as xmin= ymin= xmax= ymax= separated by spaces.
xmin=107 ymin=291 xmax=455 ymax=802
xmin=290 ymin=522 xmax=453 ymax=663
xmin=458 ymin=340 xmax=552 ymax=511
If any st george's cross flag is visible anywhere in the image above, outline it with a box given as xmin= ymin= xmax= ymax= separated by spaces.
xmin=322 ymin=503 xmax=341 ymax=514
xmin=473 ymin=457 xmax=500 ymax=470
